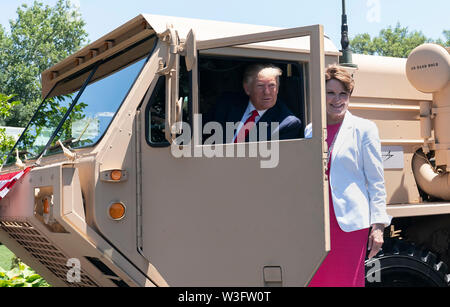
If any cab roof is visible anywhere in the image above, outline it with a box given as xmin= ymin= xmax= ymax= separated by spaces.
xmin=142 ymin=14 xmax=339 ymax=52
xmin=42 ymin=14 xmax=340 ymax=97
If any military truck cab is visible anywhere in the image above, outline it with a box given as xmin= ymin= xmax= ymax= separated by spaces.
xmin=2 ymin=14 xmax=449 ymax=288
xmin=0 ymin=15 xmax=336 ymax=287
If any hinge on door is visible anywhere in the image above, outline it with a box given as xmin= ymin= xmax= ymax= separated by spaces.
xmin=157 ymin=26 xmax=196 ymax=75
xmin=157 ymin=26 xmax=180 ymax=76
xmin=135 ymin=109 xmax=144 ymax=255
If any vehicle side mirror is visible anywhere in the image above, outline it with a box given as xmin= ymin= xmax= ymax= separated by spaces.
xmin=157 ymin=26 xmax=180 ymax=143
xmin=182 ymin=29 xmax=197 ymax=72
xmin=158 ymin=27 xmax=196 ymax=143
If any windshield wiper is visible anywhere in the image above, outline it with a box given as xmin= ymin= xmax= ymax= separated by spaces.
xmin=47 ymin=137 xmax=75 ymax=152
xmin=48 ymin=116 xmax=94 ymax=153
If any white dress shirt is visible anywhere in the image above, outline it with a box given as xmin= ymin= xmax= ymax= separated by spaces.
xmin=233 ymin=101 xmax=268 ymax=142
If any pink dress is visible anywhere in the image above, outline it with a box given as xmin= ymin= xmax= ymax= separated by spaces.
xmin=308 ymin=123 xmax=369 ymax=287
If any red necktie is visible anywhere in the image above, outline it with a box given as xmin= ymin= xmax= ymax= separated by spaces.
xmin=234 ymin=110 xmax=259 ymax=143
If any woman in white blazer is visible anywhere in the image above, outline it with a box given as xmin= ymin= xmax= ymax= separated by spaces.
xmin=307 ymin=65 xmax=391 ymax=287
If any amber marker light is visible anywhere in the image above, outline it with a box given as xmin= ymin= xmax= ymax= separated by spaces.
xmin=109 ymin=202 xmax=126 ymax=221
xmin=43 ymin=198 xmax=50 ymax=214
xmin=110 ymin=170 xmax=123 ymax=181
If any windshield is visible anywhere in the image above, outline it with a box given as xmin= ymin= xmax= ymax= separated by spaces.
xmin=49 ymin=56 xmax=147 ymax=153
xmin=6 ymin=45 xmax=149 ymax=165
xmin=5 ymin=85 xmax=85 ymax=164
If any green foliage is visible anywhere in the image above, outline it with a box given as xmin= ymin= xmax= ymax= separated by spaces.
xmin=0 ymin=261 xmax=50 ymax=287
xmin=0 ymin=0 xmax=88 ymax=127
xmin=0 ymin=93 xmax=18 ymax=119
xmin=0 ymin=130 xmax=15 ymax=164
xmin=0 ymin=243 xmax=50 ymax=288
xmin=435 ymin=30 xmax=450 ymax=47
xmin=0 ymin=94 xmax=19 ymax=162
xmin=0 ymin=245 xmax=15 ymax=271
xmin=350 ymin=23 xmax=449 ymax=58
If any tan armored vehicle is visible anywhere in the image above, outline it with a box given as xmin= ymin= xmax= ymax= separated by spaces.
xmin=0 ymin=14 xmax=449 ymax=287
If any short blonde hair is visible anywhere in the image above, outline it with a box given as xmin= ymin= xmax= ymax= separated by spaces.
xmin=243 ymin=64 xmax=283 ymax=86
xmin=325 ymin=64 xmax=355 ymax=95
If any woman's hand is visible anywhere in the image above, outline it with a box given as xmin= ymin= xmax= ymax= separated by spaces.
xmin=367 ymin=223 xmax=385 ymax=259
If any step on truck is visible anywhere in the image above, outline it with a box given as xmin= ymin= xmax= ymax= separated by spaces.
xmin=0 ymin=14 xmax=449 ymax=287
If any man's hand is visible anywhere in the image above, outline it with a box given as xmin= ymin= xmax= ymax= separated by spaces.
xmin=368 ymin=223 xmax=385 ymax=259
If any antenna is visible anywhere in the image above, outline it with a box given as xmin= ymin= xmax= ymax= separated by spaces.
xmin=339 ymin=0 xmax=357 ymax=67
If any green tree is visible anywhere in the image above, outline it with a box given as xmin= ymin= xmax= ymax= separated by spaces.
xmin=435 ymin=30 xmax=450 ymax=47
xmin=350 ymin=23 xmax=449 ymax=58
xmin=0 ymin=0 xmax=88 ymax=127
xmin=0 ymin=94 xmax=19 ymax=163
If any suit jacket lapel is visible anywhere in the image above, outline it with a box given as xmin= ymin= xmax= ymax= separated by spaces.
xmin=253 ymin=103 xmax=281 ymax=141
xmin=258 ymin=101 xmax=280 ymax=123
xmin=223 ymin=97 xmax=248 ymax=143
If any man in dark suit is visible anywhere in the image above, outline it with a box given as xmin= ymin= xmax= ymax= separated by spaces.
xmin=205 ymin=64 xmax=302 ymax=144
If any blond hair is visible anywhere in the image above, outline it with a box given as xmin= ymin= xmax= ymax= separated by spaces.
xmin=243 ymin=64 xmax=283 ymax=86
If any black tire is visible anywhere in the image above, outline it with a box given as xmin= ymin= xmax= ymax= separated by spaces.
xmin=365 ymin=238 xmax=450 ymax=287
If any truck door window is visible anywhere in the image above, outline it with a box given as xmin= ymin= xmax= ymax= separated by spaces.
xmin=144 ymin=57 xmax=305 ymax=148
xmin=145 ymin=57 xmax=190 ymax=147
xmin=200 ymin=56 xmax=305 ymax=143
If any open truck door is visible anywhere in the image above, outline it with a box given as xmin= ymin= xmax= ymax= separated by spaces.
xmin=138 ymin=24 xmax=330 ymax=286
